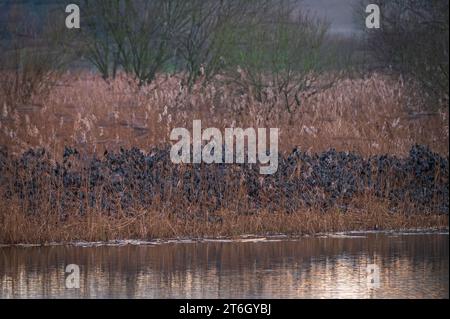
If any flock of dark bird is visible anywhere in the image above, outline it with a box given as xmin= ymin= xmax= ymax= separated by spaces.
xmin=0 ymin=144 xmax=448 ymax=218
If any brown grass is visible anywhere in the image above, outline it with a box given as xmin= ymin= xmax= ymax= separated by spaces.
xmin=0 ymin=71 xmax=448 ymax=158
xmin=0 ymin=195 xmax=447 ymax=244
xmin=0 ymin=71 xmax=448 ymax=244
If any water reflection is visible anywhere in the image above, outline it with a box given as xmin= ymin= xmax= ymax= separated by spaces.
xmin=0 ymin=233 xmax=448 ymax=298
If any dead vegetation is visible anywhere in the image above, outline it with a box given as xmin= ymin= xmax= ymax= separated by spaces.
xmin=1 ymin=196 xmax=447 ymax=244
xmin=0 ymin=72 xmax=448 ymax=158
xmin=0 ymin=71 xmax=448 ymax=244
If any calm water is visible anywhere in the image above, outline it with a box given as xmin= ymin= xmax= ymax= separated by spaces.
xmin=0 ymin=233 xmax=448 ymax=299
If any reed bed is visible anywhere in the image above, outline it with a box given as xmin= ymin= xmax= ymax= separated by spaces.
xmin=0 ymin=71 xmax=448 ymax=244
xmin=1 ymin=199 xmax=447 ymax=244
xmin=0 ymin=72 xmax=448 ymax=157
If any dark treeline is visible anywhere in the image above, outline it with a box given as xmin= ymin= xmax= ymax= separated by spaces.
xmin=0 ymin=0 xmax=354 ymax=111
xmin=360 ymin=0 xmax=449 ymax=108
xmin=79 ymin=0 xmax=344 ymax=87
xmin=0 ymin=0 xmax=448 ymax=109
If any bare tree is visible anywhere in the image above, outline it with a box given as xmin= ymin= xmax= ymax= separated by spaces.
xmin=223 ymin=0 xmax=336 ymax=112
xmin=176 ymin=0 xmax=266 ymax=89
xmin=83 ymin=0 xmax=190 ymax=84
xmin=0 ymin=3 xmax=74 ymax=106
xmin=360 ymin=0 xmax=449 ymax=108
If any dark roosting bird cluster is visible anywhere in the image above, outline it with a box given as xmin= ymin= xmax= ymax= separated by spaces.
xmin=0 ymin=144 xmax=448 ymax=217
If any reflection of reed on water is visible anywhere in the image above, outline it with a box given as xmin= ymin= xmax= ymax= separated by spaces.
xmin=0 ymin=234 xmax=448 ymax=298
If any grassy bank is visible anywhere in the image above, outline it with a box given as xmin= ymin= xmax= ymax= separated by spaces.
xmin=0 ymin=196 xmax=448 ymax=244
xmin=0 ymin=72 xmax=448 ymax=244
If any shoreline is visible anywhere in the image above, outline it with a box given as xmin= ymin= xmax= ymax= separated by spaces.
xmin=2 ymin=225 xmax=448 ymax=248
xmin=1 ymin=205 xmax=448 ymax=245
